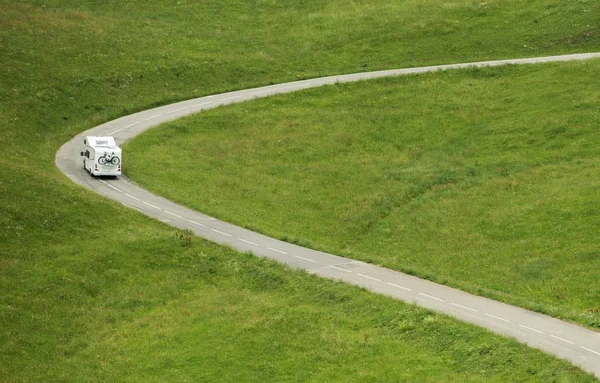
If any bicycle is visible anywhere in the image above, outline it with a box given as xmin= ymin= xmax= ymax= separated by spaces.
xmin=97 ymin=153 xmax=120 ymax=166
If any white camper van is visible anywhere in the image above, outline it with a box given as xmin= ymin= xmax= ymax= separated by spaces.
xmin=81 ymin=136 xmax=122 ymax=176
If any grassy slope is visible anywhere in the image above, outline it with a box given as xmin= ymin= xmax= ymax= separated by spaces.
xmin=127 ymin=62 xmax=600 ymax=328
xmin=1 ymin=0 xmax=599 ymax=380
xmin=3 ymin=199 xmax=595 ymax=382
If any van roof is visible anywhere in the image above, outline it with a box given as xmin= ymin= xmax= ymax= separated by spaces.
xmin=85 ymin=136 xmax=120 ymax=149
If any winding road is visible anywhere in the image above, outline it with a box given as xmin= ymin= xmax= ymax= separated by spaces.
xmin=57 ymin=53 xmax=600 ymax=378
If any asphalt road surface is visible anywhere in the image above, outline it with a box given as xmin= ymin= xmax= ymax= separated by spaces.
xmin=57 ymin=53 xmax=600 ymax=378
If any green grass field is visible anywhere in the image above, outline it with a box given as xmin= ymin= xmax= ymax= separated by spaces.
xmin=3 ymin=209 xmax=596 ymax=382
xmin=2 ymin=0 xmax=600 ymax=380
xmin=127 ymin=61 xmax=600 ymax=329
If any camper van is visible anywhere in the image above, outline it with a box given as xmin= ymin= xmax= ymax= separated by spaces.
xmin=81 ymin=136 xmax=122 ymax=177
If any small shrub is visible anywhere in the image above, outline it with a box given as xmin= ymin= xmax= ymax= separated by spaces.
xmin=174 ymin=229 xmax=194 ymax=247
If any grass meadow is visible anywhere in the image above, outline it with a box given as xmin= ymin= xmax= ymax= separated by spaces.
xmin=126 ymin=61 xmax=600 ymax=329
xmin=2 ymin=0 xmax=599 ymax=380
xmin=4 ymin=213 xmax=596 ymax=381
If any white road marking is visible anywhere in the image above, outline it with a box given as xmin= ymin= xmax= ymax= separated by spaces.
xmin=107 ymin=184 xmax=122 ymax=192
xmin=186 ymin=219 xmax=205 ymax=227
xmin=451 ymin=303 xmax=478 ymax=312
xmin=99 ymin=180 xmax=122 ymax=193
xmin=419 ymin=293 xmax=444 ymax=302
xmin=267 ymin=247 xmax=288 ymax=254
xmin=551 ymin=335 xmax=574 ymax=345
xmin=144 ymin=114 xmax=162 ymax=121
xmin=142 ymin=201 xmax=160 ymax=209
xmin=387 ymin=282 xmax=412 ymax=292
xmin=357 ymin=273 xmax=381 ymax=282
xmin=211 ymin=228 xmax=231 ymax=237
xmin=221 ymin=95 xmax=241 ymax=101
xmin=125 ymin=193 xmax=140 ymax=201
xmin=239 ymin=238 xmax=258 ymax=246
xmin=329 ymin=265 xmax=352 ymax=273
xmin=485 ymin=313 xmax=511 ymax=323
xmin=167 ymin=107 xmax=189 ymax=114
xmin=108 ymin=127 xmax=124 ymax=135
xmin=165 ymin=210 xmax=183 ymax=219
xmin=518 ymin=324 xmax=544 ymax=334
xmin=294 ymin=255 xmax=317 ymax=263
xmin=108 ymin=121 xmax=140 ymax=135
xmin=190 ymin=101 xmax=212 ymax=108
xmin=581 ymin=346 xmax=600 ymax=357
